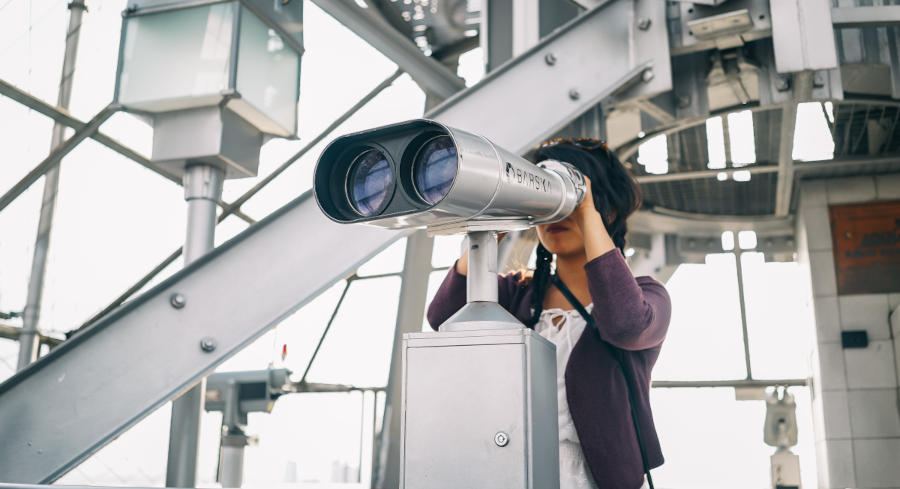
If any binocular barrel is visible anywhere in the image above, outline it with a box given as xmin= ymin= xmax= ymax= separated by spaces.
xmin=314 ymin=119 xmax=586 ymax=232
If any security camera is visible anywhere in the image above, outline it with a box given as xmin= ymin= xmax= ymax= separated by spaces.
xmin=313 ymin=119 xmax=586 ymax=234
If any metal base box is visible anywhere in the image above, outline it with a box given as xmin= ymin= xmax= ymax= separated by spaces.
xmin=400 ymin=328 xmax=559 ymax=489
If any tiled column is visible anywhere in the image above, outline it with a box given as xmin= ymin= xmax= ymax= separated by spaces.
xmin=796 ymin=174 xmax=900 ymax=489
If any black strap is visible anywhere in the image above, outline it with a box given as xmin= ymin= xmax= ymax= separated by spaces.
xmin=551 ymin=274 xmax=655 ymax=489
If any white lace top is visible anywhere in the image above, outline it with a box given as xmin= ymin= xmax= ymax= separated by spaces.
xmin=535 ymin=305 xmax=599 ymax=489
xmin=535 ymin=305 xmax=649 ymax=489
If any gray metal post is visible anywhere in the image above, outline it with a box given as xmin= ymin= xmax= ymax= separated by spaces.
xmin=166 ymin=163 xmax=224 ymax=487
xmin=372 ymin=231 xmax=434 ymax=489
xmin=466 ymin=231 xmax=498 ymax=303
xmin=734 ymin=248 xmax=753 ymax=380
xmin=218 ymin=380 xmax=248 ymax=488
xmin=16 ymin=0 xmax=87 ymax=370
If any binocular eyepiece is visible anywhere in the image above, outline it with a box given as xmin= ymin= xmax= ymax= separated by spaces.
xmin=314 ymin=119 xmax=587 ymax=233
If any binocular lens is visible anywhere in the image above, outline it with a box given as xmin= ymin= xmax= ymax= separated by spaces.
xmin=347 ymin=149 xmax=393 ymax=217
xmin=413 ymin=135 xmax=458 ymax=205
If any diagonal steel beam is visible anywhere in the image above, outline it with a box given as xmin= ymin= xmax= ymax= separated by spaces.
xmin=0 ymin=192 xmax=409 ymax=483
xmin=0 ymin=105 xmax=118 ymax=214
xmin=311 ymin=0 xmax=465 ymax=100
xmin=427 ymin=0 xmax=671 ymax=154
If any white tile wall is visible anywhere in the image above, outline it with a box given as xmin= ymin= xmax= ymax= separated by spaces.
xmin=875 ymin=173 xmax=900 ymax=200
xmin=847 ymin=388 xmax=900 ymax=439
xmin=827 ymin=176 xmax=877 ymax=204
xmin=802 ymin=205 xmax=834 ymax=251
xmin=844 ymin=340 xmax=898 ymax=389
xmin=839 ymin=294 xmax=892 ymax=341
xmin=853 ymin=438 xmax=900 ymax=488
xmin=810 ymin=250 xmax=838 ymax=297
xmin=814 ymin=295 xmax=842 ymax=343
xmin=801 ymin=180 xmax=828 ymax=207
xmin=822 ymin=390 xmax=853 ymax=440
xmin=825 ymin=439 xmax=857 ymax=488
xmin=817 ymin=342 xmax=848 ymax=391
xmin=890 ymin=293 xmax=900 ymax=311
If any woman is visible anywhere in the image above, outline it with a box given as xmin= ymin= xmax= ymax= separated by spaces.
xmin=426 ymin=138 xmax=671 ymax=489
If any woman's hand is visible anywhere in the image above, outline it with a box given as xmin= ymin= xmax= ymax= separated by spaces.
xmin=571 ymin=176 xmax=617 ymax=260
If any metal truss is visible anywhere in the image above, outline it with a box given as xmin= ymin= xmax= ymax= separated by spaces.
xmin=310 ymin=0 xmax=465 ymax=100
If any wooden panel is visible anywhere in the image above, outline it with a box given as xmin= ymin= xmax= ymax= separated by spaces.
xmin=829 ymin=200 xmax=900 ymax=295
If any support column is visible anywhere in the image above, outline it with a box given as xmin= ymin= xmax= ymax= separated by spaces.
xmin=17 ymin=0 xmax=87 ymax=370
xmin=796 ymin=174 xmax=900 ymax=489
xmin=371 ymin=231 xmax=434 ymax=489
xmin=166 ymin=163 xmax=224 ymax=487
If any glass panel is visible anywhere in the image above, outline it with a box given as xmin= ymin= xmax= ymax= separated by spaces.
xmin=651 ymin=387 xmax=817 ymax=489
xmin=118 ymin=4 xmax=233 ymax=107
xmin=357 ymin=238 xmax=407 ymax=276
xmin=55 ymin=403 xmax=175 ymax=485
xmin=40 ymin=139 xmax=185 ymax=334
xmin=432 ymin=234 xmax=465 ymax=268
xmin=236 ymin=7 xmax=300 ymax=134
xmin=305 ymin=277 xmax=401 ymax=386
xmin=653 ymin=254 xmax=747 ymax=381
xmin=0 ymin=338 xmax=19 ymax=384
xmin=741 ymin=252 xmax=816 ymax=379
xmin=243 ymin=392 xmax=368 ymax=484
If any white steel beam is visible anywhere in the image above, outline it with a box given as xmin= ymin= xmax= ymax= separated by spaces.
xmin=310 ymin=0 xmax=465 ymax=100
xmin=831 ymin=5 xmax=900 ymax=29
xmin=430 ymin=0 xmax=671 ymax=154
xmin=0 ymin=192 xmax=408 ymax=483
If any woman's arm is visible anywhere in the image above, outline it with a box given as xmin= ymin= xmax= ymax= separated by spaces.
xmin=572 ymin=177 xmax=670 ymax=350
xmin=584 ymin=250 xmax=671 ymax=351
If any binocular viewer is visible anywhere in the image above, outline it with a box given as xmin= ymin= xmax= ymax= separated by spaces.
xmin=314 ymin=119 xmax=587 ymax=233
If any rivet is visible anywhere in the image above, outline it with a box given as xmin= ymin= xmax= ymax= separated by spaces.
xmin=200 ymin=337 xmax=217 ymax=352
xmin=544 ymin=53 xmax=557 ymax=65
xmin=641 ymin=68 xmax=655 ymax=83
xmin=637 ymin=18 xmax=651 ymax=30
xmin=568 ymin=89 xmax=581 ymax=100
xmin=494 ymin=431 xmax=509 ymax=447
xmin=170 ymin=293 xmax=186 ymax=309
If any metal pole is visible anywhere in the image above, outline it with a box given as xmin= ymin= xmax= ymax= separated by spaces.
xmin=166 ymin=163 xmax=224 ymax=487
xmin=734 ymin=248 xmax=753 ymax=380
xmin=466 ymin=231 xmax=498 ymax=303
xmin=16 ymin=0 xmax=87 ymax=370
xmin=217 ymin=380 xmax=248 ymax=488
xmin=371 ymin=230 xmax=434 ymax=489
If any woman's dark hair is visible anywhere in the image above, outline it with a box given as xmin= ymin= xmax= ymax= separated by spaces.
xmin=525 ymin=140 xmax=642 ymax=327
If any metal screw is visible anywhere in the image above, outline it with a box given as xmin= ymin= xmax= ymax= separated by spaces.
xmin=494 ymin=431 xmax=509 ymax=447
xmin=641 ymin=68 xmax=655 ymax=83
xmin=775 ymin=76 xmax=790 ymax=92
xmin=200 ymin=337 xmax=217 ymax=352
xmin=637 ymin=18 xmax=651 ymax=30
xmin=568 ymin=89 xmax=580 ymax=100
xmin=544 ymin=53 xmax=557 ymax=65
xmin=170 ymin=293 xmax=186 ymax=309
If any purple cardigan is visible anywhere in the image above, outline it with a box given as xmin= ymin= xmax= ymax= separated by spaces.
xmin=426 ymin=249 xmax=671 ymax=489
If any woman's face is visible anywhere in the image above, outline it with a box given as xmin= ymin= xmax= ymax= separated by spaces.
xmin=535 ymin=215 xmax=585 ymax=258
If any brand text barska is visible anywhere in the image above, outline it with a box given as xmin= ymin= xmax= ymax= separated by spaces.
xmin=506 ymin=162 xmax=550 ymax=192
